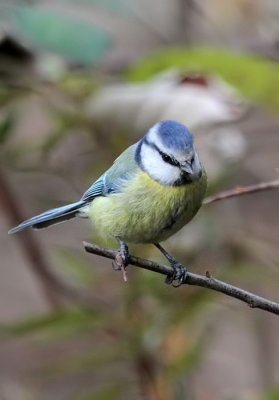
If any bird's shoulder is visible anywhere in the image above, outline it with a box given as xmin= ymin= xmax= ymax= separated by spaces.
xmin=81 ymin=143 xmax=139 ymax=202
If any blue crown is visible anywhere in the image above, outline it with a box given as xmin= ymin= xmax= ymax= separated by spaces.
xmin=158 ymin=120 xmax=193 ymax=151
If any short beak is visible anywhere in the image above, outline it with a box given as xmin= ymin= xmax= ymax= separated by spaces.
xmin=181 ymin=151 xmax=202 ymax=181
xmin=181 ymin=162 xmax=193 ymax=175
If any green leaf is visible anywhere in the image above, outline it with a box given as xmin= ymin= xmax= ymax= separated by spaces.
xmin=127 ymin=47 xmax=279 ymax=111
xmin=0 ymin=113 xmax=15 ymax=145
xmin=10 ymin=5 xmax=111 ymax=65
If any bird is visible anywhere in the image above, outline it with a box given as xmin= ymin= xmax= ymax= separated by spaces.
xmin=9 ymin=120 xmax=207 ymax=285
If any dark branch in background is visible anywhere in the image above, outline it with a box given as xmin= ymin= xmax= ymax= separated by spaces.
xmin=0 ymin=168 xmax=101 ymax=310
xmin=83 ymin=242 xmax=279 ymax=316
xmin=0 ymin=168 xmax=61 ymax=309
xmin=203 ymin=179 xmax=279 ymax=204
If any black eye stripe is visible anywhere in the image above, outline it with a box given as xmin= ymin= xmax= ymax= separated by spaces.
xmin=143 ymin=138 xmax=180 ymax=167
xmin=158 ymin=150 xmax=180 ymax=167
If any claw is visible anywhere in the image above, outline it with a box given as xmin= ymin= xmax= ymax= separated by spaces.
xmin=112 ymin=237 xmax=129 ymax=282
xmin=154 ymin=243 xmax=188 ymax=287
xmin=112 ymin=259 xmax=121 ymax=271
xmin=165 ymin=263 xmax=188 ymax=287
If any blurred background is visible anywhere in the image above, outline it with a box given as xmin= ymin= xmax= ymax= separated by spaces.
xmin=0 ymin=1 xmax=279 ymax=399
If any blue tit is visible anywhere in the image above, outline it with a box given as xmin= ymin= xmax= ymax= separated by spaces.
xmin=9 ymin=120 xmax=207 ymax=284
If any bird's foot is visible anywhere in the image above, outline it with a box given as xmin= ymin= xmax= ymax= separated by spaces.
xmin=112 ymin=237 xmax=129 ymax=282
xmin=154 ymin=243 xmax=188 ymax=287
xmin=164 ymin=262 xmax=187 ymax=287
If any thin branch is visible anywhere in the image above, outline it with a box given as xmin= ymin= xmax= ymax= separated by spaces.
xmin=83 ymin=241 xmax=279 ymax=316
xmin=4 ymin=170 xmax=278 ymax=310
xmin=203 ymin=179 xmax=279 ymax=205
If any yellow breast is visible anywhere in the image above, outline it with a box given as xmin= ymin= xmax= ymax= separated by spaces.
xmin=90 ymin=169 xmax=207 ymax=244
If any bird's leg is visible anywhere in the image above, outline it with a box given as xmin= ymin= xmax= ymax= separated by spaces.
xmin=112 ymin=237 xmax=129 ymax=282
xmin=154 ymin=243 xmax=187 ymax=287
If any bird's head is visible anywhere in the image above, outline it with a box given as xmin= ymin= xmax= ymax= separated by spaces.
xmin=135 ymin=120 xmax=202 ymax=186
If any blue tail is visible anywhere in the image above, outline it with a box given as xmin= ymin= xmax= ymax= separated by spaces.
xmin=8 ymin=200 xmax=87 ymax=234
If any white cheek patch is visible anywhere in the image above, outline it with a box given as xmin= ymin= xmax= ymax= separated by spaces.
xmin=140 ymin=143 xmax=180 ymax=185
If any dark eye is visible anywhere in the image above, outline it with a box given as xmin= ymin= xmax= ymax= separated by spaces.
xmin=160 ymin=151 xmax=179 ymax=167
xmin=161 ymin=152 xmax=172 ymax=163
xmin=190 ymin=155 xmax=195 ymax=164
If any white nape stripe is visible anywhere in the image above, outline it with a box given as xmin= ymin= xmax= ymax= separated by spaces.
xmin=146 ymin=123 xmax=160 ymax=144
xmin=140 ymin=142 xmax=180 ymax=186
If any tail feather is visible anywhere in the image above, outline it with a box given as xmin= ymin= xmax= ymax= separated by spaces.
xmin=8 ymin=201 xmax=87 ymax=234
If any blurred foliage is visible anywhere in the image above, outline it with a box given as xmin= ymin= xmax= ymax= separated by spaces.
xmin=0 ymin=248 xmax=219 ymax=399
xmin=263 ymin=388 xmax=279 ymax=400
xmin=0 ymin=3 xmax=278 ymax=398
xmin=127 ymin=47 xmax=279 ymax=111
xmin=55 ymin=247 xmax=96 ymax=285
xmin=9 ymin=5 xmax=111 ymax=65
xmin=0 ymin=308 xmax=102 ymax=339
xmin=0 ymin=51 xmax=278 ymax=397
xmin=0 ymin=112 xmax=15 ymax=145
xmin=0 ymin=0 xmax=134 ymax=67
xmin=67 ymin=0 xmax=130 ymax=14
xmin=2 ymin=249 xmax=270 ymax=398
xmin=78 ymin=383 xmax=129 ymax=400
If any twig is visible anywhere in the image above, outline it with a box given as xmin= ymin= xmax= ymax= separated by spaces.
xmin=4 ymin=170 xmax=278 ymax=310
xmin=83 ymin=241 xmax=279 ymax=316
xmin=203 ymin=179 xmax=279 ymax=205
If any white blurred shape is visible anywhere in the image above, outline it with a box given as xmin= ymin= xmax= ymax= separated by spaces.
xmin=207 ymin=127 xmax=247 ymax=161
xmin=87 ymin=69 xmax=249 ymax=135
xmin=87 ymin=69 xmax=250 ymax=180
xmin=35 ymin=53 xmax=67 ymax=82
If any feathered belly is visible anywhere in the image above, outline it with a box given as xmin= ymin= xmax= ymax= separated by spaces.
xmin=90 ymin=170 xmax=207 ymax=244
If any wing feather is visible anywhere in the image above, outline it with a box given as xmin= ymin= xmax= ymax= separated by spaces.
xmin=80 ymin=143 xmax=139 ymax=202
xmin=81 ymin=175 xmax=106 ymax=202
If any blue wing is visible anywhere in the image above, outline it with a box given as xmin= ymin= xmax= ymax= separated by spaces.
xmin=9 ymin=144 xmax=140 ymax=234
xmin=81 ymin=143 xmax=139 ymax=202
xmin=81 ymin=174 xmax=107 ymax=202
